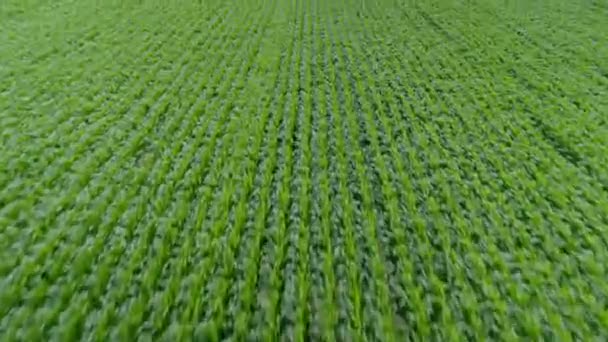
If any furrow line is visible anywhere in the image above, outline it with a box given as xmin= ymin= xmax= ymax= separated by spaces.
xmin=322 ymin=0 xmax=366 ymax=338
xmin=306 ymin=0 xmax=338 ymax=338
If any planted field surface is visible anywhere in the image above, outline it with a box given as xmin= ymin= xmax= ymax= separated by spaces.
xmin=1 ymin=0 xmax=607 ymax=339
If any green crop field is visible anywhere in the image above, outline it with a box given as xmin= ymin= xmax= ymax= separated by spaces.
xmin=1 ymin=0 xmax=607 ymax=340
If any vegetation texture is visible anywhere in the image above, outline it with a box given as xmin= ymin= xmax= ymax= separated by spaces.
xmin=1 ymin=0 xmax=607 ymax=340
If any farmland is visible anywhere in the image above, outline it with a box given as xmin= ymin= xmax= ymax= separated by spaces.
xmin=1 ymin=0 xmax=607 ymax=339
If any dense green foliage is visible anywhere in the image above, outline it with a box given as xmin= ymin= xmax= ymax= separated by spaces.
xmin=1 ymin=0 xmax=607 ymax=340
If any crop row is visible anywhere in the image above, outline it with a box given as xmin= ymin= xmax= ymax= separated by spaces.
xmin=1 ymin=0 xmax=606 ymax=340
